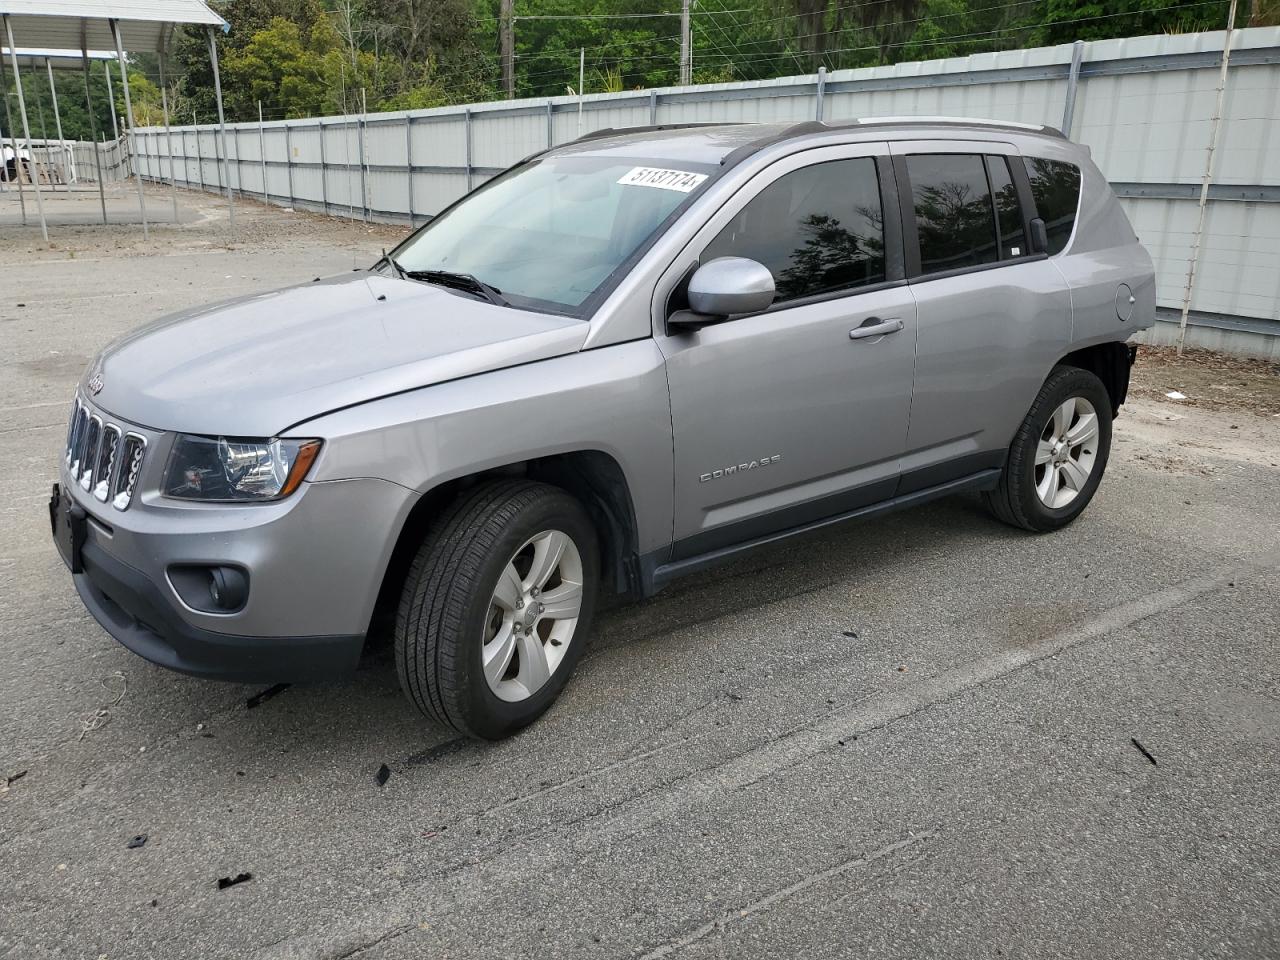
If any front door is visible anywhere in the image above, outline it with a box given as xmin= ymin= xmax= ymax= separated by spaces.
xmin=656 ymin=145 xmax=918 ymax=560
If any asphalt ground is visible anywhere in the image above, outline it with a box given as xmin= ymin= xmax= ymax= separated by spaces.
xmin=2 ymin=184 xmax=1279 ymax=960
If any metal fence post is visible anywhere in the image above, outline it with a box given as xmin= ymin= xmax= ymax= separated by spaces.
xmin=1177 ymin=0 xmax=1238 ymax=355
xmin=192 ymin=114 xmax=202 ymax=191
xmin=815 ymin=67 xmax=827 ymax=121
xmin=258 ymin=101 xmax=267 ymax=200
xmin=358 ymin=92 xmax=369 ymax=220
xmin=283 ymin=123 xmax=294 ymax=206
xmin=405 ymin=115 xmax=414 ymax=225
xmin=318 ymin=119 xmax=329 ymax=216
xmin=464 ymin=107 xmax=473 ymax=191
xmin=546 ymin=100 xmax=554 ymax=148
xmin=1061 ymin=40 xmax=1085 ymax=136
xmin=649 ymin=89 xmax=658 ymax=125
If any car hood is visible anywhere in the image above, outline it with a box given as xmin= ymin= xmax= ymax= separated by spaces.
xmin=86 ymin=273 xmax=587 ymax=436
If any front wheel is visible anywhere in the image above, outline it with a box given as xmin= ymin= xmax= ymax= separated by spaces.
xmin=395 ymin=480 xmax=599 ymax=739
xmin=984 ymin=366 xmax=1113 ymax=532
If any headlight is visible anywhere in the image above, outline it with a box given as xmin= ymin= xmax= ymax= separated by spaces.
xmin=163 ymin=435 xmax=322 ymax=502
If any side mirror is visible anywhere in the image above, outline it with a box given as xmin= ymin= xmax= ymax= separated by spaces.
xmin=671 ymin=257 xmax=776 ymax=328
xmin=1029 ymin=217 xmax=1049 ymax=255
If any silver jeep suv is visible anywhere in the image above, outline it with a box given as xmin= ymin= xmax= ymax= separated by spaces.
xmin=51 ymin=119 xmax=1154 ymax=738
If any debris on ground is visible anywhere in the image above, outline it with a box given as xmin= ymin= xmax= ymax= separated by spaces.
xmin=127 ymin=835 xmax=148 ymax=849
xmin=216 ymin=872 xmax=253 ymax=890
xmin=76 ymin=671 xmax=127 ymax=740
xmin=2 ymin=769 xmax=28 ymax=794
xmin=375 ymin=764 xmax=392 ymax=787
xmin=1130 ymin=737 xmax=1158 ymax=766
xmin=245 ymin=683 xmax=290 ymax=710
xmin=1130 ymin=346 xmax=1280 ymax=415
xmin=1165 ymin=390 xmax=1187 ymax=400
xmin=843 ymin=630 xmax=859 ymax=639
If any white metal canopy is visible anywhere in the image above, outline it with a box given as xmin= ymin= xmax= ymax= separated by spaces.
xmin=0 ymin=46 xmax=115 ymax=70
xmin=0 ymin=0 xmax=232 ymax=239
xmin=0 ymin=1 xmax=226 ymax=52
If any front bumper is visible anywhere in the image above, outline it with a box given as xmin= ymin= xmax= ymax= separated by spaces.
xmin=51 ymin=396 xmax=418 ymax=682
xmin=70 ymin=531 xmax=364 ymax=682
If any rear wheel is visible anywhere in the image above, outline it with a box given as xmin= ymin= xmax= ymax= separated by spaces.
xmin=395 ymin=480 xmax=599 ymax=739
xmin=984 ymin=366 xmax=1113 ymax=532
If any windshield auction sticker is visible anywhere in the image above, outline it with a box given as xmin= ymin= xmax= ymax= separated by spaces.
xmin=617 ymin=167 xmax=709 ymax=193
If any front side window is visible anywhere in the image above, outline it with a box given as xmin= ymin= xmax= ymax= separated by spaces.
xmin=393 ymin=155 xmax=716 ymax=315
xmin=906 ymin=153 xmax=999 ymax=275
xmin=1023 ymin=157 xmax=1082 ymax=255
xmin=701 ymin=158 xmax=886 ymax=305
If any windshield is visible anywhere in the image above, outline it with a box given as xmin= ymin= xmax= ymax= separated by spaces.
xmin=390 ymin=155 xmax=716 ymax=316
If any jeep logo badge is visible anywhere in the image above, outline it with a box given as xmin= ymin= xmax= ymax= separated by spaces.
xmin=87 ymin=374 xmax=104 ymax=395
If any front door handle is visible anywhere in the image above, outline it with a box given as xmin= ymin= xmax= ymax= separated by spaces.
xmin=849 ymin=317 xmax=904 ymax=340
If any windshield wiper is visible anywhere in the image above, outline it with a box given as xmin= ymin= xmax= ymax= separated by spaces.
xmin=406 ymin=269 xmax=509 ymax=307
xmin=376 ymin=249 xmax=407 ymax=280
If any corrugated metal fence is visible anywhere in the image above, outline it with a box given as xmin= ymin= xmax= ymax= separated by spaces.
xmin=128 ymin=26 xmax=1280 ymax=339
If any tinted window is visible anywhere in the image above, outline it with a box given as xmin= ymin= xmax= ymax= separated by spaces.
xmin=702 ymin=158 xmax=885 ymax=304
xmin=907 ymin=154 xmax=999 ymax=274
xmin=1023 ymin=157 xmax=1081 ymax=255
xmin=986 ymin=155 xmax=1027 ymax=259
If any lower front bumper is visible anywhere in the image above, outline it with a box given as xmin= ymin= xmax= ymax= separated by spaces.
xmin=74 ymin=537 xmax=364 ymax=683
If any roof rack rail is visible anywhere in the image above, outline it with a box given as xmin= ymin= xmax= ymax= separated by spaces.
xmin=570 ymin=122 xmax=733 ymax=145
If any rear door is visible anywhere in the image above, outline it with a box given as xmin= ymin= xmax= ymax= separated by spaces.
xmin=655 ymin=144 xmax=918 ymax=560
xmin=890 ymin=141 xmax=1073 ymax=492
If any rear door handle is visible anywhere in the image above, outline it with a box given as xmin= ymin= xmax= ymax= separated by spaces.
xmin=849 ymin=317 xmax=904 ymax=340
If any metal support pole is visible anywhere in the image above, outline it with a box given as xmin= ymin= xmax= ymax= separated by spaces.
xmin=404 ymin=115 xmax=414 ymax=224
xmin=679 ymin=0 xmax=692 ymax=86
xmin=47 ymin=58 xmax=67 ymax=191
xmin=159 ymin=51 xmax=179 ymax=221
xmin=81 ymin=45 xmax=107 ymax=223
xmin=1061 ymin=40 xmax=1084 ymax=136
xmin=192 ymin=111 xmax=202 ymax=190
xmin=815 ymin=66 xmax=827 ymax=121
xmin=464 ymin=107 xmax=473 ymax=191
xmin=3 ymin=15 xmax=48 ymax=241
xmin=318 ymin=119 xmax=329 ymax=215
xmin=258 ymin=100 xmax=267 ymax=201
xmin=109 ymin=18 xmax=148 ymax=237
xmin=206 ymin=26 xmax=233 ymax=225
xmin=104 ymin=61 xmax=119 ymax=141
xmin=34 ymin=63 xmax=49 ymax=185
xmin=359 ymin=88 xmax=369 ymax=220
xmin=649 ymin=89 xmax=658 ymax=125
xmin=0 ymin=42 xmax=28 ymax=222
xmin=577 ymin=49 xmax=584 ymax=136
xmin=1177 ymin=0 xmax=1238 ymax=356
xmin=284 ymin=122 xmax=295 ymax=208
xmin=500 ymin=0 xmax=515 ymax=99
xmin=546 ymin=100 xmax=553 ymax=148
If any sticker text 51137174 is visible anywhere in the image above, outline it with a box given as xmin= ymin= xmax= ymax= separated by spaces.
xmin=617 ymin=167 xmax=709 ymax=193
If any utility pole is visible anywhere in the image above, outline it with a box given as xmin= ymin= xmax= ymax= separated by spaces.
xmin=679 ymin=0 xmax=692 ymax=86
xmin=500 ymin=0 xmax=515 ymax=99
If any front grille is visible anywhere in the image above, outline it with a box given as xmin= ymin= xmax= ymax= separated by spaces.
xmin=64 ymin=395 xmax=147 ymax=511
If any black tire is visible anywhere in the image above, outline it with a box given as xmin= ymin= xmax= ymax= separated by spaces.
xmin=984 ymin=366 xmax=1113 ymax=532
xmin=395 ymin=480 xmax=599 ymax=739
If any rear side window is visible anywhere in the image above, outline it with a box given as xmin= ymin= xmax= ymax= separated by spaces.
xmin=906 ymin=154 xmax=999 ymax=274
xmin=985 ymin=155 xmax=1027 ymax=259
xmin=702 ymin=158 xmax=886 ymax=304
xmin=1023 ymin=157 xmax=1081 ymax=255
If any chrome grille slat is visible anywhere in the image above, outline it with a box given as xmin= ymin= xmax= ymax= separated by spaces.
xmin=63 ymin=395 xmax=148 ymax=512
xmin=79 ymin=417 xmax=102 ymax=491
xmin=94 ymin=425 xmax=121 ymax=502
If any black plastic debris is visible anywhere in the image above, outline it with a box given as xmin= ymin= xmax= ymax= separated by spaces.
xmin=245 ymin=683 xmax=290 ymax=710
xmin=217 ymin=873 xmax=253 ymax=890
xmin=375 ymin=764 xmax=391 ymax=787
xmin=1130 ymin=737 xmax=1158 ymax=766
xmin=842 ymin=630 xmax=859 ymax=639
xmin=5 ymin=770 xmax=27 ymax=787
xmin=127 ymin=835 xmax=148 ymax=849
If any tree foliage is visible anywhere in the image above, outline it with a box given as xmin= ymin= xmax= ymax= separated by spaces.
xmin=3 ymin=0 xmax=1275 ymax=134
